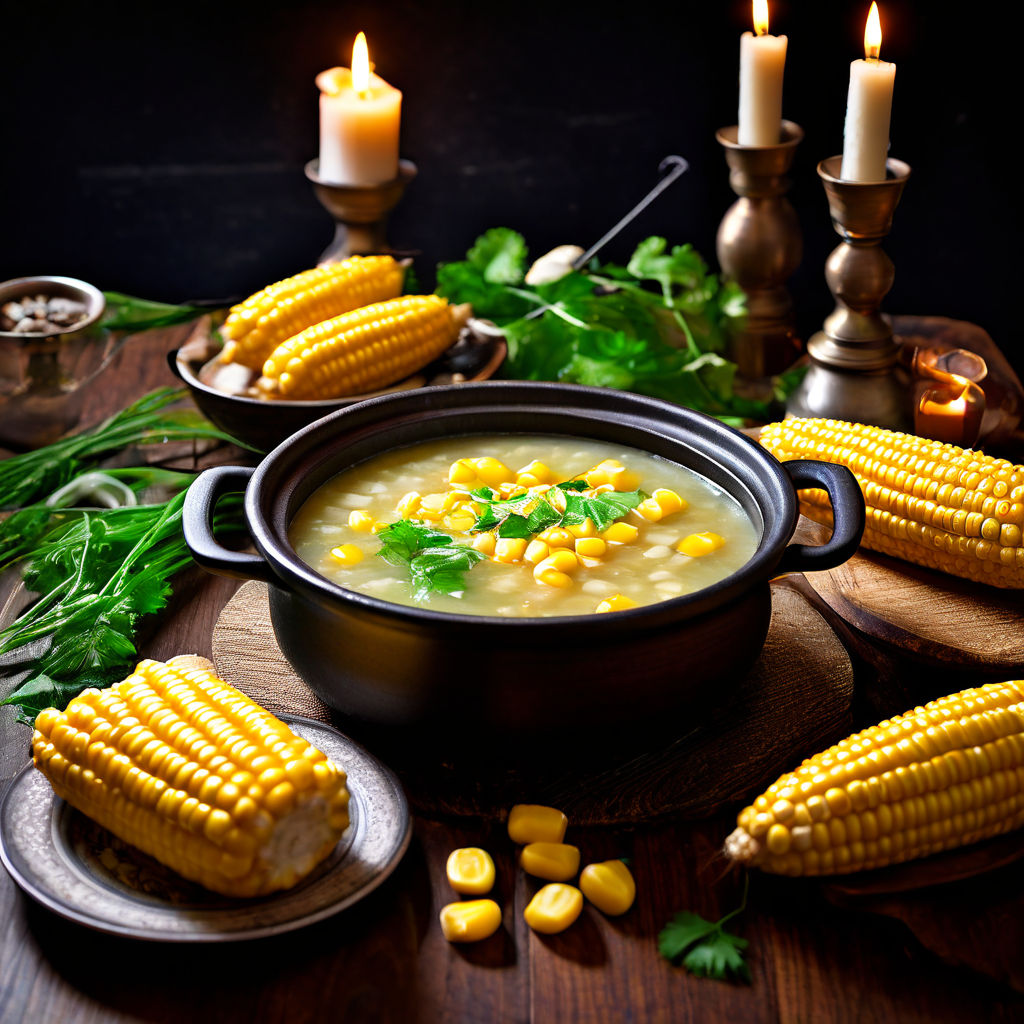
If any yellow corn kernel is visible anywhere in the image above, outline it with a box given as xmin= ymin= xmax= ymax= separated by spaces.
xmin=498 ymin=482 xmax=526 ymax=499
xmin=534 ymin=567 xmax=572 ymax=588
xmin=448 ymin=459 xmax=478 ymax=485
xmin=472 ymin=533 xmax=496 ymax=556
xmin=595 ymin=594 xmax=638 ymax=614
xmin=523 ymin=883 xmax=584 ymax=935
xmin=652 ymin=488 xmax=687 ymax=515
xmin=446 ymin=847 xmax=496 ymax=895
xmin=634 ymin=498 xmax=665 ymax=522
xmin=396 ymin=491 xmax=421 ymax=518
xmin=602 ymin=522 xmax=639 ymax=544
xmin=347 ymin=510 xmax=375 ymax=533
xmin=494 ymin=538 xmax=528 ymax=563
xmin=469 ymin=457 xmax=513 ymax=487
xmin=516 ymin=460 xmax=552 ymax=487
xmin=579 ymin=860 xmax=636 ymax=916
xmin=419 ymin=493 xmax=451 ymax=514
xmin=329 ymin=544 xmax=364 ymax=566
xmin=567 ymin=518 xmax=597 ymax=538
xmin=446 ymin=512 xmax=477 ymax=533
xmin=508 ymin=804 xmax=568 ymax=844
xmin=574 ymin=537 xmax=607 ymax=558
xmin=583 ymin=460 xmax=641 ymax=491
xmin=541 ymin=549 xmax=579 ymax=573
xmin=439 ymin=899 xmax=503 ymax=943
xmin=676 ymin=532 xmax=726 ymax=557
xmin=537 ymin=527 xmax=575 ymax=548
xmin=520 ymin=842 xmax=581 ymax=882
xmin=525 ymin=540 xmax=550 ymax=564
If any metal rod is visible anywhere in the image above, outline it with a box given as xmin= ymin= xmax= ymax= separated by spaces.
xmin=572 ymin=155 xmax=690 ymax=269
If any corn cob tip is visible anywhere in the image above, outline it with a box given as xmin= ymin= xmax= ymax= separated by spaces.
xmin=166 ymin=653 xmax=216 ymax=674
xmin=452 ymin=302 xmax=473 ymax=331
xmin=723 ymin=827 xmax=761 ymax=866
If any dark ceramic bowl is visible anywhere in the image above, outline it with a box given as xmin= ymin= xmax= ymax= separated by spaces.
xmin=169 ymin=325 xmax=507 ymax=453
xmin=183 ymin=382 xmax=864 ymax=744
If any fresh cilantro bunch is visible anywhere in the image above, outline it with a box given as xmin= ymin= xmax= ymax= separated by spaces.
xmin=435 ymin=228 xmax=797 ymax=424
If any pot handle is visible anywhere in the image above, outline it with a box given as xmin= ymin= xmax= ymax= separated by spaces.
xmin=183 ymin=465 xmax=276 ymax=583
xmin=774 ymin=460 xmax=865 ymax=577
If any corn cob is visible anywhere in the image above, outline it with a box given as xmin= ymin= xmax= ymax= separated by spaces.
xmin=760 ymin=418 xmax=1024 ymax=588
xmin=32 ymin=657 xmax=350 ymax=897
xmin=257 ymin=295 xmax=469 ymax=400
xmin=219 ymin=255 xmax=404 ymax=370
xmin=725 ymin=680 xmax=1024 ymax=876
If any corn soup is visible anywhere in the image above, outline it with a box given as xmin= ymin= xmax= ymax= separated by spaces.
xmin=288 ymin=436 xmax=757 ymax=617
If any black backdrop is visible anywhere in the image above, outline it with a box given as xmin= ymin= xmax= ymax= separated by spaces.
xmin=1 ymin=0 xmax=1017 ymax=372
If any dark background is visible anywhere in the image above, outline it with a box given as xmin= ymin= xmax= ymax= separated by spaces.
xmin=1 ymin=0 xmax=1016 ymax=371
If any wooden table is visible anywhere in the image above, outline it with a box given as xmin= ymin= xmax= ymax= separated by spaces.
xmin=2 ymin=325 xmax=1022 ymax=1024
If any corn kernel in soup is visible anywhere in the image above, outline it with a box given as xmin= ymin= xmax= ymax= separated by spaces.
xmin=288 ymin=436 xmax=757 ymax=618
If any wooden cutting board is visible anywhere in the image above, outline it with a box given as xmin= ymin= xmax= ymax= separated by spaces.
xmin=212 ymin=577 xmax=854 ymax=824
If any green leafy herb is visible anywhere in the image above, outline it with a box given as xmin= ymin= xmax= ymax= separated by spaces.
xmin=100 ymin=292 xmax=206 ymax=333
xmin=436 ymin=230 xmax=803 ymax=421
xmin=0 ymin=673 xmax=92 ymax=727
xmin=0 ymin=487 xmax=242 ymax=722
xmin=375 ymin=519 xmax=485 ymax=600
xmin=658 ymin=876 xmax=751 ymax=983
xmin=0 ymin=387 xmax=248 ymax=510
xmin=561 ymin=488 xmax=646 ymax=532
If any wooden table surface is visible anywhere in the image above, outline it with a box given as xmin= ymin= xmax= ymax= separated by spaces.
xmin=2 ymin=325 xmax=1022 ymax=1024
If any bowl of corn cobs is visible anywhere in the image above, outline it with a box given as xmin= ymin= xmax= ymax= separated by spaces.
xmin=169 ymin=254 xmax=506 ymax=452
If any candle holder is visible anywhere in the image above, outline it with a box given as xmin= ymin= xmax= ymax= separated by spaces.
xmin=715 ymin=120 xmax=803 ymax=380
xmin=304 ymin=158 xmax=417 ymax=264
xmin=786 ymin=155 xmax=912 ymax=429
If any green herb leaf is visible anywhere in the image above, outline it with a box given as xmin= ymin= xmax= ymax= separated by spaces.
xmin=467 ymin=228 xmax=528 ymax=285
xmin=375 ymin=519 xmax=453 ymax=565
xmin=375 ymin=520 xmax=485 ymax=600
xmin=100 ymin=292 xmax=205 ymax=333
xmin=0 ymin=673 xmax=91 ymax=726
xmin=408 ymin=545 xmax=485 ymax=601
xmin=561 ymin=489 xmax=646 ymax=532
xmin=658 ymin=875 xmax=751 ymax=984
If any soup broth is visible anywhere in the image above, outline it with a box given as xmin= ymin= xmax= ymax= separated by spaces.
xmin=289 ymin=436 xmax=758 ymax=618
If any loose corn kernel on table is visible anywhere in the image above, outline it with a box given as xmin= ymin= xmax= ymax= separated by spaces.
xmin=1 ymin=320 xmax=1024 ymax=1023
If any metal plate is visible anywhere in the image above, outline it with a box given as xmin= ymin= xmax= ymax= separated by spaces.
xmin=0 ymin=716 xmax=411 ymax=941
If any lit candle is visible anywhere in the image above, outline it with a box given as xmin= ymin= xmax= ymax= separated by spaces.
xmin=917 ymin=379 xmax=984 ymax=446
xmin=738 ymin=0 xmax=788 ymax=146
xmin=841 ymin=3 xmax=896 ymax=181
xmin=317 ymin=32 xmax=402 ymax=186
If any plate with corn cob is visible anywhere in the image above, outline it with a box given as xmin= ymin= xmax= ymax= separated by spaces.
xmin=0 ymin=658 xmax=412 ymax=941
xmin=170 ymin=255 xmax=506 ymax=452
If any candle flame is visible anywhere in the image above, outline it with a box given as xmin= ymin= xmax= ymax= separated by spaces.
xmin=864 ymin=2 xmax=882 ymax=59
xmin=352 ymin=31 xmax=371 ymax=95
xmin=753 ymin=0 xmax=770 ymax=35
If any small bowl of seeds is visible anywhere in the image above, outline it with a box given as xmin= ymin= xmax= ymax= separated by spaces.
xmin=0 ymin=275 xmax=114 ymax=449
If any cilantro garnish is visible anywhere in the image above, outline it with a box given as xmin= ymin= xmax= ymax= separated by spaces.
xmin=560 ymin=489 xmax=645 ymax=532
xmin=657 ymin=876 xmax=751 ymax=983
xmin=375 ymin=520 xmax=484 ymax=601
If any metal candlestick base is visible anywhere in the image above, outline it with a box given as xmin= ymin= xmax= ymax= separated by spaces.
xmin=787 ymin=156 xmax=912 ymax=429
xmin=305 ymin=159 xmax=418 ymax=264
xmin=715 ymin=121 xmax=803 ymax=380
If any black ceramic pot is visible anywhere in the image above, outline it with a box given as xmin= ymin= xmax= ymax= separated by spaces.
xmin=184 ymin=382 xmax=864 ymax=743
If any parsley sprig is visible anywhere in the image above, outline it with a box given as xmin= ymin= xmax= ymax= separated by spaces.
xmin=375 ymin=520 xmax=485 ymax=601
xmin=657 ymin=875 xmax=751 ymax=983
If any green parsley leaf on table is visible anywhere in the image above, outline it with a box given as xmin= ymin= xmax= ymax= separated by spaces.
xmin=658 ymin=876 xmax=751 ymax=984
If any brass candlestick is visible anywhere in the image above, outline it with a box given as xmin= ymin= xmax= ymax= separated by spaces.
xmin=787 ymin=155 xmax=912 ymax=429
xmin=715 ymin=120 xmax=803 ymax=379
xmin=305 ymin=158 xmax=417 ymax=264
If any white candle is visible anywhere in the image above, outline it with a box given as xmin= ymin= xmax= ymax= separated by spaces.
xmin=841 ymin=3 xmax=896 ymax=181
xmin=317 ymin=32 xmax=402 ymax=186
xmin=738 ymin=0 xmax=787 ymax=146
